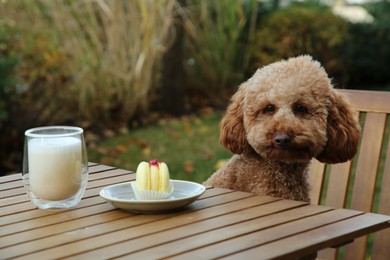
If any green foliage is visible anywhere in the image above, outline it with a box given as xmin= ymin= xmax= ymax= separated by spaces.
xmin=342 ymin=1 xmax=390 ymax=88
xmin=43 ymin=0 xmax=175 ymax=127
xmin=250 ymin=5 xmax=349 ymax=85
xmin=0 ymin=0 xmax=176 ymax=173
xmin=365 ymin=0 xmax=390 ymax=23
xmin=0 ymin=0 xmax=176 ymax=129
xmin=10 ymin=30 xmax=75 ymax=126
xmin=1 ymin=1 xmax=389 ymax=174
xmin=88 ymin=111 xmax=231 ymax=183
xmin=182 ymin=0 xmax=258 ymax=96
xmin=0 ymin=22 xmax=74 ymax=173
xmin=0 ymin=24 xmax=19 ymax=124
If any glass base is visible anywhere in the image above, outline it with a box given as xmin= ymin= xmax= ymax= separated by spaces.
xmin=31 ymin=196 xmax=82 ymax=210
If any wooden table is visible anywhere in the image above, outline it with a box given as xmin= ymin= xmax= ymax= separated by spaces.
xmin=1 ymin=163 xmax=390 ymax=259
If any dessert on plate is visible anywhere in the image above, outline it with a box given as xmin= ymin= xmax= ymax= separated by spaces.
xmin=131 ymin=159 xmax=174 ymax=200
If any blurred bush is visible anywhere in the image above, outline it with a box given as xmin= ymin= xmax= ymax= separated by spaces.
xmin=182 ymin=0 xmax=258 ymax=105
xmin=249 ymin=5 xmax=349 ymax=86
xmin=0 ymin=24 xmax=19 ymax=127
xmin=342 ymin=1 xmax=390 ymax=89
xmin=0 ymin=24 xmax=19 ymax=172
xmin=0 ymin=20 xmax=74 ymax=173
xmin=0 ymin=0 xmax=175 ymax=129
xmin=0 ymin=0 xmax=176 ymax=173
xmin=0 ymin=0 xmax=389 ymax=174
xmin=36 ymin=0 xmax=175 ymax=127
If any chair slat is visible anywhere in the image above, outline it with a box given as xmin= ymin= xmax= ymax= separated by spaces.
xmin=309 ymin=90 xmax=390 ymax=260
xmin=344 ymin=112 xmax=387 ymax=260
xmin=372 ymin=133 xmax=390 ymax=260
xmin=350 ymin=113 xmax=386 ymax=211
xmin=340 ymin=89 xmax=390 ymax=113
xmin=317 ymin=246 xmax=337 ymax=259
xmin=325 ymin=161 xmax=353 ymax=208
xmin=308 ymin=161 xmax=326 ymax=205
xmin=317 ymin=161 xmax=353 ymax=259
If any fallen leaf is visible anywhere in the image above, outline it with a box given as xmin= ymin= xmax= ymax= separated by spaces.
xmin=142 ymin=147 xmax=151 ymax=157
xmin=202 ymin=149 xmax=214 ymax=160
xmin=214 ymin=159 xmax=228 ymax=170
xmin=183 ymin=160 xmax=194 ymax=174
xmin=170 ymin=131 xmax=181 ymax=139
xmin=103 ymin=129 xmax=115 ymax=138
xmin=101 ymin=157 xmax=114 ymax=165
xmin=116 ymin=144 xmax=128 ymax=153
xmin=199 ymin=126 xmax=209 ymax=134
xmin=97 ymin=147 xmax=109 ymax=155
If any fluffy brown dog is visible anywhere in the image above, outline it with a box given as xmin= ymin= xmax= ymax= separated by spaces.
xmin=204 ymin=55 xmax=360 ymax=202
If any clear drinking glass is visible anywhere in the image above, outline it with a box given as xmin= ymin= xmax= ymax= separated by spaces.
xmin=22 ymin=126 xmax=89 ymax=209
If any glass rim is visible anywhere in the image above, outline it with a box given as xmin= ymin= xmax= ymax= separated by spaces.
xmin=25 ymin=126 xmax=83 ymax=138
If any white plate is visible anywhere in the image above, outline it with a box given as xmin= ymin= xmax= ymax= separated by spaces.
xmin=99 ymin=180 xmax=206 ymax=213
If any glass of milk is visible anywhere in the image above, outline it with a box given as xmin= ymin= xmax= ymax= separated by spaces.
xmin=22 ymin=126 xmax=89 ymax=209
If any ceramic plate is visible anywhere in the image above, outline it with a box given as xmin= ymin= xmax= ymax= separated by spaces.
xmin=99 ymin=180 xmax=206 ymax=213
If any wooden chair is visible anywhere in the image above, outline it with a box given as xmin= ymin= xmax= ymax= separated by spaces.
xmin=308 ymin=89 xmax=390 ymax=260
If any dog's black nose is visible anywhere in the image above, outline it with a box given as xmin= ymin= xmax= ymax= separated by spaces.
xmin=274 ymin=133 xmax=291 ymax=148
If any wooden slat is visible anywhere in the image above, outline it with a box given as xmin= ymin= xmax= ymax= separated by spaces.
xmin=0 ymin=169 xmax=132 ymax=208
xmin=372 ymin=133 xmax=390 ymax=260
xmin=118 ymin=204 xmax=331 ymax=260
xmin=340 ymin=89 xmax=390 ymax=113
xmin=60 ymin=200 xmax=309 ymax=260
xmin=0 ymin=174 xmax=131 ymax=225
xmin=87 ymin=164 xmax=116 ymax=173
xmin=0 ymin=168 xmax=131 ymax=194
xmin=374 ymin=130 xmax=390 ymax=217
xmin=0 ymin=188 xmax=227 ymax=249
xmin=0 ymin=184 xmax=118 ymax=218
xmin=315 ymin=161 xmax=353 ymax=260
xmin=316 ymin=246 xmax=337 ymax=259
xmin=169 ymin=208 xmax=359 ymax=260
xmin=0 ymin=201 xmax=37 ymax=217
xmin=88 ymin=168 xmax=132 ymax=180
xmin=88 ymin=162 xmax=98 ymax=166
xmin=0 ymin=185 xmax=27 ymax=199
xmin=350 ymin=113 xmax=386 ymax=211
xmin=0 ymin=182 xmax=131 ymax=224
xmin=0 ymin=197 xmax=114 ymax=236
xmin=0 ymin=187 xmax=229 ymax=250
xmin=325 ymin=161 xmax=353 ymax=208
xmin=308 ymin=160 xmax=326 ymax=205
xmin=0 ymin=178 xmax=23 ymax=191
xmin=0 ymin=194 xmax=28 ymax=207
xmin=344 ymin=113 xmax=387 ymax=260
xmin=227 ymin=213 xmax=390 ymax=260
xmin=0 ymin=173 xmax=22 ymax=183
xmin=0 ymin=166 xmax=129 ymax=199
xmin=3 ymin=191 xmax=266 ymax=259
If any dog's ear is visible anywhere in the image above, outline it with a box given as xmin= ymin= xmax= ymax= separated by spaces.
xmin=220 ymin=82 xmax=252 ymax=154
xmin=316 ymin=90 xmax=360 ymax=163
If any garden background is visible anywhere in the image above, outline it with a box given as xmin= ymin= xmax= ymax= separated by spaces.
xmin=1 ymin=0 xmax=389 ymax=182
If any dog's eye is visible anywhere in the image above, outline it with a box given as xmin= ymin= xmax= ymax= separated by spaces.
xmin=294 ymin=104 xmax=309 ymax=114
xmin=263 ymin=105 xmax=275 ymax=114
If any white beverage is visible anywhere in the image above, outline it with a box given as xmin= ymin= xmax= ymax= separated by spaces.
xmin=28 ymin=137 xmax=82 ymax=201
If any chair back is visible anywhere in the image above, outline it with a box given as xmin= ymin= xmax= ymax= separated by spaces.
xmin=308 ymin=89 xmax=390 ymax=260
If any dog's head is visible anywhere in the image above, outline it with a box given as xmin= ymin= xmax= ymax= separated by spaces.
xmin=220 ymin=55 xmax=360 ymax=163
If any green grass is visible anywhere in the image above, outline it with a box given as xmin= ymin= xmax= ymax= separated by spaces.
xmin=87 ymin=111 xmax=231 ymax=183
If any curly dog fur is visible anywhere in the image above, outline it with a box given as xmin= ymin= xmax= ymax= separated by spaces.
xmin=205 ymin=55 xmax=360 ymax=202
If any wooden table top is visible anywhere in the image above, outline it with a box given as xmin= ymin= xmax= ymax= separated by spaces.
xmin=1 ymin=163 xmax=390 ymax=259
